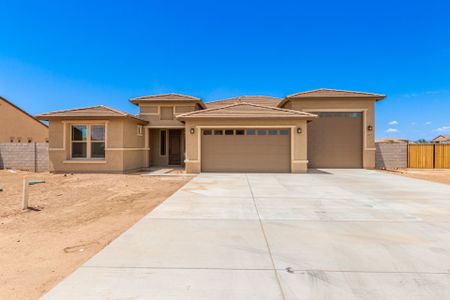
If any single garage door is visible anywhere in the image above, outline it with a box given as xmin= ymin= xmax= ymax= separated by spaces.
xmin=308 ymin=112 xmax=363 ymax=168
xmin=201 ymin=128 xmax=290 ymax=172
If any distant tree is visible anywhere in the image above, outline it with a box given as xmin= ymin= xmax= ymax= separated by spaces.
xmin=416 ymin=138 xmax=429 ymax=144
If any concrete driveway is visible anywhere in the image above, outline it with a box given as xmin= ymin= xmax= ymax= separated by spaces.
xmin=42 ymin=170 xmax=450 ymax=300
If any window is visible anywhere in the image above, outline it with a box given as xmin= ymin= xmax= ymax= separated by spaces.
xmin=246 ymin=129 xmax=256 ymax=135
xmin=257 ymin=129 xmax=266 ymax=135
xmin=268 ymin=129 xmax=278 ymax=135
xmin=214 ymin=130 xmax=223 ymax=135
xmin=160 ymin=107 xmax=174 ymax=120
xmin=236 ymin=130 xmax=245 ymax=135
xmin=137 ymin=125 xmax=144 ymax=136
xmin=91 ymin=125 xmax=105 ymax=158
xmin=225 ymin=130 xmax=234 ymax=135
xmin=279 ymin=129 xmax=289 ymax=135
xmin=203 ymin=130 xmax=212 ymax=135
xmin=72 ymin=125 xmax=87 ymax=158
xmin=71 ymin=124 xmax=105 ymax=159
xmin=160 ymin=130 xmax=167 ymax=155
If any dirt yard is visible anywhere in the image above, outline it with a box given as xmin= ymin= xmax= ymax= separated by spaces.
xmin=0 ymin=170 xmax=191 ymax=300
xmin=384 ymin=169 xmax=450 ymax=185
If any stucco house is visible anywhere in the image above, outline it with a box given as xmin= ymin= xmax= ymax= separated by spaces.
xmin=432 ymin=134 xmax=450 ymax=144
xmin=36 ymin=88 xmax=385 ymax=173
xmin=0 ymin=96 xmax=48 ymax=143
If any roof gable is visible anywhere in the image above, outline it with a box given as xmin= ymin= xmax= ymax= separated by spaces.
xmin=0 ymin=96 xmax=48 ymax=128
xmin=177 ymin=102 xmax=317 ymax=120
xmin=206 ymin=96 xmax=281 ymax=109
xmin=286 ymin=88 xmax=385 ymax=99
xmin=36 ymin=105 xmax=147 ymax=123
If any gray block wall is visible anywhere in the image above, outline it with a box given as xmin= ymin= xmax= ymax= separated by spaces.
xmin=375 ymin=142 xmax=407 ymax=169
xmin=0 ymin=143 xmax=49 ymax=172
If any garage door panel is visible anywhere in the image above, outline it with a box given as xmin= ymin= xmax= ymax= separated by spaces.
xmin=308 ymin=113 xmax=363 ymax=168
xmin=201 ymin=130 xmax=290 ymax=172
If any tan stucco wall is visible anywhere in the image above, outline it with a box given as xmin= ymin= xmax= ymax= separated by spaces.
xmin=283 ymin=98 xmax=376 ymax=168
xmin=138 ymin=102 xmax=201 ymax=127
xmin=183 ymin=119 xmax=308 ymax=173
xmin=149 ymin=128 xmax=169 ymax=166
xmin=0 ymin=99 xmax=48 ymax=143
xmin=48 ymin=118 xmax=147 ymax=173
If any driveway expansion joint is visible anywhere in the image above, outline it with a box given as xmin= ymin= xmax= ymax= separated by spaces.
xmin=246 ymin=174 xmax=287 ymax=300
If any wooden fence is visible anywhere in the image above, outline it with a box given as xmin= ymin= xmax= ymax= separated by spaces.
xmin=408 ymin=144 xmax=450 ymax=168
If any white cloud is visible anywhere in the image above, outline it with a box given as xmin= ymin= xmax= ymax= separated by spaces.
xmin=386 ymin=128 xmax=399 ymax=133
xmin=388 ymin=120 xmax=399 ymax=125
xmin=425 ymin=122 xmax=431 ymax=125
xmin=435 ymin=126 xmax=450 ymax=132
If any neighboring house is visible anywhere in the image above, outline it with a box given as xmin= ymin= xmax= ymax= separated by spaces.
xmin=431 ymin=135 xmax=450 ymax=144
xmin=0 ymin=96 xmax=48 ymax=143
xmin=37 ymin=88 xmax=385 ymax=173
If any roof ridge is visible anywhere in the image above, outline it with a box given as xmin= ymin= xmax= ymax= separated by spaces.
xmin=238 ymin=102 xmax=317 ymax=116
xmin=287 ymin=88 xmax=385 ymax=98
xmin=36 ymin=105 xmax=108 ymax=116
xmin=177 ymin=101 xmax=247 ymax=117
xmin=36 ymin=105 xmax=148 ymax=123
xmin=206 ymin=95 xmax=281 ymax=104
xmin=129 ymin=93 xmax=201 ymax=101
xmin=177 ymin=101 xmax=317 ymax=118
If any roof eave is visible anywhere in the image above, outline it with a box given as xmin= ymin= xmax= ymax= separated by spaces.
xmin=36 ymin=115 xmax=148 ymax=124
xmin=129 ymin=98 xmax=207 ymax=109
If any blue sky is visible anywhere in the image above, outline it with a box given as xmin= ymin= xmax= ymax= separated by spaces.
xmin=1 ymin=0 xmax=449 ymax=141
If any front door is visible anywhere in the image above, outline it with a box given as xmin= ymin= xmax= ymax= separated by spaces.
xmin=169 ymin=130 xmax=182 ymax=165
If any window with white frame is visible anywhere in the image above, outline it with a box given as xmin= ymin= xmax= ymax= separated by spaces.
xmin=71 ymin=124 xmax=105 ymax=159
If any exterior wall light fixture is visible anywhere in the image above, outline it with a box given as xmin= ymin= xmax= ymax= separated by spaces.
xmin=296 ymin=127 xmax=302 ymax=134
xmin=190 ymin=128 xmax=195 ymax=134
xmin=367 ymin=125 xmax=373 ymax=131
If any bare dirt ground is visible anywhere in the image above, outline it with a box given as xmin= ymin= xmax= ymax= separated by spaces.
xmin=0 ymin=170 xmax=191 ymax=300
xmin=383 ymin=168 xmax=450 ymax=185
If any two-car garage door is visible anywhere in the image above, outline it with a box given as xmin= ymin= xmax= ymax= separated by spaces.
xmin=201 ymin=128 xmax=290 ymax=172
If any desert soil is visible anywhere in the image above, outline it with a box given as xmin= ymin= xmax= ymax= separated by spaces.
xmin=0 ymin=170 xmax=191 ymax=300
xmin=383 ymin=168 xmax=450 ymax=185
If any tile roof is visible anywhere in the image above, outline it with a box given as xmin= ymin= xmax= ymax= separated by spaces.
xmin=129 ymin=93 xmax=205 ymax=108
xmin=286 ymin=88 xmax=385 ymax=99
xmin=177 ymin=102 xmax=318 ymax=120
xmin=206 ymin=96 xmax=281 ymax=109
xmin=1 ymin=96 xmax=48 ymax=128
xmin=36 ymin=105 xmax=148 ymax=123
xmin=432 ymin=135 xmax=450 ymax=142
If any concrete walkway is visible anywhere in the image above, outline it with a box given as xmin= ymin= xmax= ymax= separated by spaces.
xmin=42 ymin=170 xmax=450 ymax=299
